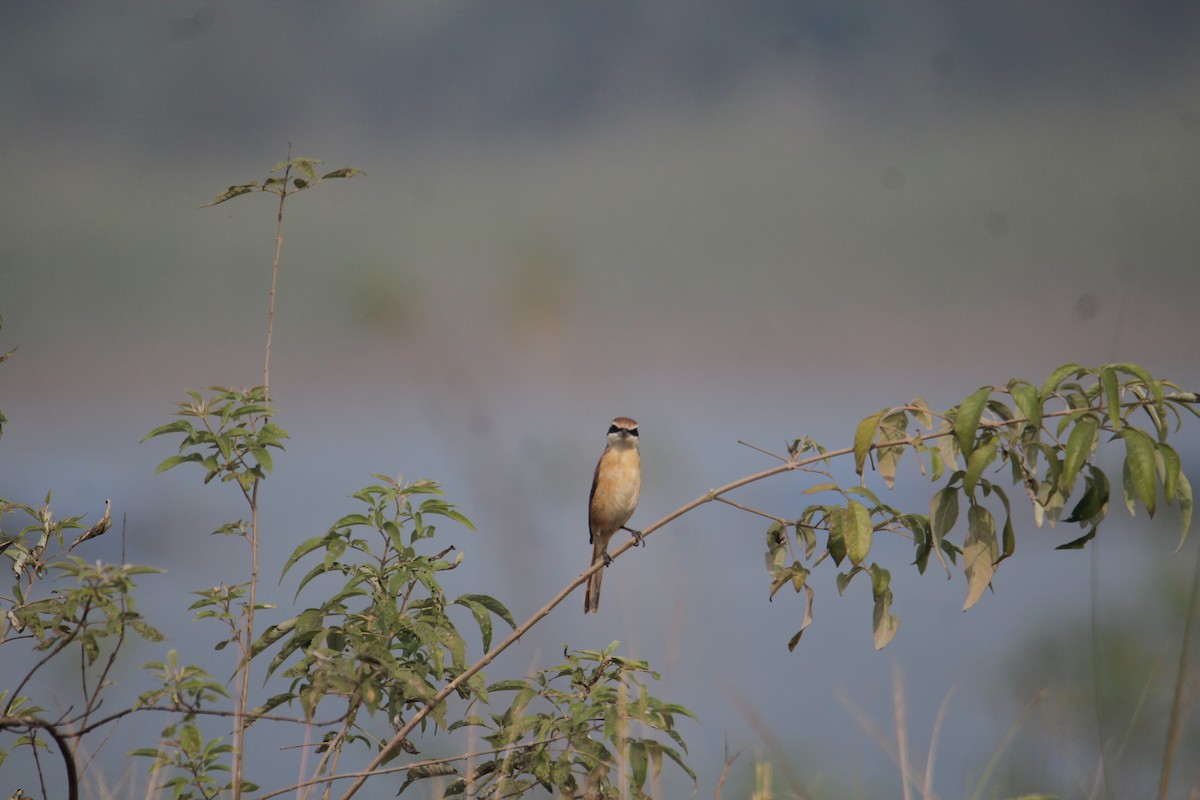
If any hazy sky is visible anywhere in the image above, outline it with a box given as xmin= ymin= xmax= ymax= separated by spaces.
xmin=3 ymin=3 xmax=1199 ymax=797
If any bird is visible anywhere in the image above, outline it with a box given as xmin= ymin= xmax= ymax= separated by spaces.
xmin=585 ymin=416 xmax=642 ymax=614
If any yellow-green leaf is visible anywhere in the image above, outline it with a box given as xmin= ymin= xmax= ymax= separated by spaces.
xmin=909 ymin=397 xmax=934 ymax=430
xmin=1009 ymin=381 xmax=1042 ymax=431
xmin=854 ymin=409 xmax=887 ymax=477
xmin=870 ymin=564 xmax=899 ymax=650
xmin=1099 ymin=365 xmax=1121 ymax=432
xmin=962 ymin=505 xmax=998 ymax=610
xmin=955 ymin=387 xmax=992 ymax=457
xmin=1110 ymin=362 xmax=1163 ymax=404
xmin=1061 ymin=416 xmax=1098 ymax=495
xmin=1040 ymin=363 xmax=1085 ymax=399
xmin=963 ymin=439 xmax=999 ymax=497
xmin=1158 ymin=442 xmax=1181 ymax=504
xmin=1121 ymin=428 xmax=1158 ymax=517
xmin=1177 ymin=472 xmax=1192 ymax=551
xmin=843 ymin=500 xmax=873 ymax=566
xmin=929 ymin=487 xmax=958 ymax=564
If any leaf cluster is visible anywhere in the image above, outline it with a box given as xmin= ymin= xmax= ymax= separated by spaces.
xmin=203 ymin=157 xmax=365 ymax=207
xmin=131 ymin=650 xmax=241 ymax=800
xmin=765 ymin=363 xmax=1196 ymax=651
xmin=249 ymin=475 xmax=514 ymax=765
xmin=143 ymin=386 xmax=287 ymax=495
xmin=425 ymin=642 xmax=696 ymax=799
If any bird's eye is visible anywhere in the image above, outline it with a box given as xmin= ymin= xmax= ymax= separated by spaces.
xmin=628 ymin=428 xmax=639 ymax=437
xmin=608 ymin=425 xmax=620 ymax=435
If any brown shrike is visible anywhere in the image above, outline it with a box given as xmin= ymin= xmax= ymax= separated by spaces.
xmin=584 ymin=417 xmax=642 ymax=614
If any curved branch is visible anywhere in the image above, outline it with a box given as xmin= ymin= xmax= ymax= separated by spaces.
xmin=0 ymin=715 xmax=79 ymax=800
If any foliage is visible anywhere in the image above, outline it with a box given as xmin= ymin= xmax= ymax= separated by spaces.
xmin=763 ymin=364 xmax=1197 ymax=651
xmin=130 ymin=650 xmax=239 ymax=800
xmin=442 ymin=643 xmax=696 ymax=798
xmin=252 ymin=475 xmax=513 ymax=763
xmin=203 ymin=157 xmax=364 ymax=208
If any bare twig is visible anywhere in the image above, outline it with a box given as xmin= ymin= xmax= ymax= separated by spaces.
xmin=714 ymin=739 xmax=746 ymax=800
xmin=713 ymin=496 xmax=790 ymax=523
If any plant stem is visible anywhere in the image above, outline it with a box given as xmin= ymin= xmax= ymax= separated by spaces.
xmin=1157 ymin=536 xmax=1200 ymax=799
xmin=234 ymin=151 xmax=289 ymax=800
xmin=264 ymin=155 xmax=289 ymax=401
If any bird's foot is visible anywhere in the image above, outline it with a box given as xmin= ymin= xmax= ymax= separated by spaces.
xmin=623 ymin=525 xmax=645 ymax=547
xmin=601 ymin=549 xmax=613 ymax=567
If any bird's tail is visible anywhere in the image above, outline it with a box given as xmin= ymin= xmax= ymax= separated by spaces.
xmin=584 ymin=537 xmax=605 ymax=613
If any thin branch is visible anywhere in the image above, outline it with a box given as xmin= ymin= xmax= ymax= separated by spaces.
xmin=66 ymin=704 xmax=347 ymax=738
xmin=712 ymin=496 xmax=790 ymax=524
xmin=713 ymin=739 xmax=745 ymax=800
xmin=6 ymin=612 xmax=86 ymax=715
xmin=737 ymin=440 xmax=789 ymax=463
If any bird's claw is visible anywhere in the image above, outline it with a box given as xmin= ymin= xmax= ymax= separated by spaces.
xmin=601 ymin=550 xmax=613 ymax=567
xmin=624 ymin=526 xmax=645 ymax=547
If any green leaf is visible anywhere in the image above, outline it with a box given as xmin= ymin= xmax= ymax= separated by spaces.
xmin=1060 ymin=416 xmax=1098 ymax=495
xmin=988 ymin=483 xmax=1016 ymax=565
xmin=955 ymin=387 xmax=992 ymax=457
xmin=870 ymin=564 xmax=899 ymax=650
xmin=1008 ymin=380 xmax=1043 ymax=432
xmin=320 ymin=167 xmax=366 ymax=180
xmin=962 ymin=505 xmax=998 ymax=611
xmin=843 ymin=500 xmax=873 ymax=566
xmin=787 ymin=585 xmax=815 ymax=652
xmin=179 ymin=723 xmax=202 ymax=757
xmin=1122 ymin=456 xmax=1137 ymax=517
xmin=1056 ymin=526 xmax=1097 ymax=550
xmin=1121 ymin=428 xmax=1158 ymax=517
xmin=929 ymin=487 xmax=958 ymax=574
xmin=281 ymin=534 xmax=332 ymax=578
xmin=253 ymin=447 xmax=274 ymax=473
xmin=204 ymin=183 xmax=259 ymax=207
xmin=1064 ymin=465 xmax=1110 ymax=526
xmin=826 ymin=509 xmax=847 ymax=566
xmin=963 ymin=438 xmax=999 ymax=497
xmin=877 ymin=411 xmax=909 ymax=490
xmin=155 ymin=453 xmax=204 ymax=473
xmin=909 ymin=397 xmax=934 ymax=430
xmin=1100 ymin=365 xmax=1121 ymax=432
xmin=1159 ymin=442 xmax=1181 ymax=504
xmin=1177 ymin=472 xmax=1192 ymax=551
xmin=140 ymin=420 xmax=194 ymax=442
xmin=854 ymin=410 xmax=886 ymax=477
xmin=1110 ymin=362 xmax=1163 ymax=404
xmin=1041 ymin=363 xmax=1085 ymax=399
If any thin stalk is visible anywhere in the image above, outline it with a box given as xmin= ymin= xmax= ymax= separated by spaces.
xmin=233 ymin=153 xmax=289 ymax=800
xmin=1157 ymin=537 xmax=1200 ymax=799
xmin=264 ymin=155 xmax=289 ymax=401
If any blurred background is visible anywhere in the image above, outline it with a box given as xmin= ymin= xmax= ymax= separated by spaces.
xmin=2 ymin=2 xmax=1199 ymax=797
